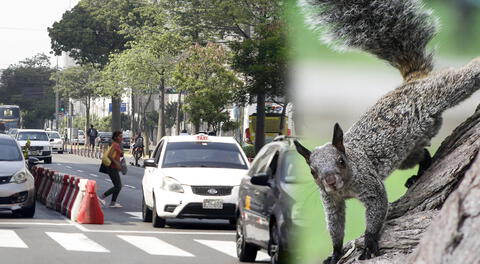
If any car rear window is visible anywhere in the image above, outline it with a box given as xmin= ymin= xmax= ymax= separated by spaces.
xmin=17 ymin=132 xmax=49 ymax=141
xmin=162 ymin=142 xmax=248 ymax=169
xmin=0 ymin=139 xmax=22 ymax=161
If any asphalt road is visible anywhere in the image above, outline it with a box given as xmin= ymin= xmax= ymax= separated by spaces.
xmin=0 ymin=153 xmax=270 ymax=264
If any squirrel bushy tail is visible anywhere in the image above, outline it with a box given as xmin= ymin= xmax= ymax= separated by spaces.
xmin=299 ymin=0 xmax=439 ymax=80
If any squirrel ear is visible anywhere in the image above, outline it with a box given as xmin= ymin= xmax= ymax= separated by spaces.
xmin=332 ymin=123 xmax=345 ymax=153
xmin=294 ymin=140 xmax=311 ymax=164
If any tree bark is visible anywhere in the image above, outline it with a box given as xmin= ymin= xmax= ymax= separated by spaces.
xmin=333 ymin=106 xmax=480 ymax=264
xmin=254 ymin=92 xmax=266 ymax=154
xmin=156 ymin=75 xmax=166 ymax=144
xmin=111 ymin=96 xmax=121 ymax=132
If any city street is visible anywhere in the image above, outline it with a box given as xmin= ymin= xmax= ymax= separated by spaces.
xmin=0 ymin=153 xmax=270 ymax=264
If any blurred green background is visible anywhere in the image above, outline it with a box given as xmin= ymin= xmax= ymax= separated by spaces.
xmin=286 ymin=0 xmax=479 ymax=262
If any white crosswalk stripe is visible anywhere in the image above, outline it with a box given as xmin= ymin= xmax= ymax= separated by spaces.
xmin=0 ymin=230 xmax=28 ymax=248
xmin=194 ymin=239 xmax=270 ymax=260
xmin=46 ymin=232 xmax=110 ymax=253
xmin=1 ymin=230 xmax=265 ymax=260
xmin=118 ymin=235 xmax=194 ymax=257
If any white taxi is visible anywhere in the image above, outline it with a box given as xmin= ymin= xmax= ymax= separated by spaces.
xmin=141 ymin=134 xmax=250 ymax=228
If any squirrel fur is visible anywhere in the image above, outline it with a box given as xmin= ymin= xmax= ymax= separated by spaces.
xmin=295 ymin=0 xmax=480 ymax=263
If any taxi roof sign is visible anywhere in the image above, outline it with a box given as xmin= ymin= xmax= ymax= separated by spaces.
xmin=195 ymin=134 xmax=209 ymax=141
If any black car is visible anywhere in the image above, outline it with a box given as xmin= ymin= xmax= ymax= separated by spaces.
xmin=236 ymin=136 xmax=303 ymax=264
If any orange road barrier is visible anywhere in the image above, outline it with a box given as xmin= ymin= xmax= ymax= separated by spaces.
xmin=76 ymin=180 xmax=104 ymax=224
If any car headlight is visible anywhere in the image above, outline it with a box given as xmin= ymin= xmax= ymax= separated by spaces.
xmin=10 ymin=169 xmax=28 ymax=184
xmin=161 ymin=177 xmax=184 ymax=193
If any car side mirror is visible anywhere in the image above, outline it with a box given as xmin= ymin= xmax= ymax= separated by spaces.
xmin=49 ymin=138 xmax=54 ymax=142
xmin=143 ymin=159 xmax=157 ymax=167
xmin=250 ymin=172 xmax=270 ymax=186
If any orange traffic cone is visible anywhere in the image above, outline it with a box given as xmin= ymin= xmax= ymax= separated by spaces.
xmin=76 ymin=180 xmax=104 ymax=224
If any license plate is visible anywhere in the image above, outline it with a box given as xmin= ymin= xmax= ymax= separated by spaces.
xmin=202 ymin=199 xmax=223 ymax=209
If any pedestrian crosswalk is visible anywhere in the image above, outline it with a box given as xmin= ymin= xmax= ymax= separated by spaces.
xmin=0 ymin=229 xmax=270 ymax=260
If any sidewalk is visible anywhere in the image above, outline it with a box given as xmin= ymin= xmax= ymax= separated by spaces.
xmin=64 ymin=143 xmax=146 ymax=168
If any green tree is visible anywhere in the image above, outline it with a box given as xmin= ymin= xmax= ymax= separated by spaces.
xmin=102 ymin=29 xmax=188 ymax=144
xmin=162 ymin=0 xmax=286 ymax=151
xmin=173 ymin=43 xmax=242 ymax=132
xmin=230 ymin=21 xmax=287 ymax=152
xmin=48 ymin=0 xmax=147 ymax=131
xmin=0 ymin=54 xmax=56 ymax=128
xmin=51 ymin=65 xmax=101 ymax=132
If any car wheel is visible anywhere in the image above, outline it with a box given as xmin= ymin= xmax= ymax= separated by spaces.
xmin=152 ymin=196 xmax=166 ymax=228
xmin=236 ymin=215 xmax=258 ymax=262
xmin=269 ymin=222 xmax=286 ymax=264
xmin=142 ymin=195 xmax=152 ymax=222
xmin=16 ymin=201 xmax=36 ymax=218
xmin=44 ymin=157 xmax=52 ymax=164
xmin=58 ymin=151 xmax=64 ymax=154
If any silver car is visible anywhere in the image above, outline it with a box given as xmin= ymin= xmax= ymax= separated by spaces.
xmin=0 ymin=134 xmax=36 ymax=217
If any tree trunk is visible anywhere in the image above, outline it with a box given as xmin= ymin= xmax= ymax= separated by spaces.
xmin=333 ymin=106 xmax=480 ymax=264
xmin=254 ymin=92 xmax=266 ymax=154
xmin=111 ymin=96 xmax=121 ymax=132
xmin=176 ymin=93 xmax=182 ymax=135
xmin=156 ymin=76 xmax=166 ymax=144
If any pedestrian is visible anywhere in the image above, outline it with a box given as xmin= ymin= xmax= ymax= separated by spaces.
xmin=180 ymin=129 xmax=189 ymax=136
xmin=87 ymin=124 xmax=98 ymax=150
xmin=99 ymin=131 xmax=124 ymax=208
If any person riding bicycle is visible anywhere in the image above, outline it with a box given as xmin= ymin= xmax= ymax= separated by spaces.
xmin=132 ymin=132 xmax=144 ymax=166
xmin=133 ymin=132 xmax=144 ymax=150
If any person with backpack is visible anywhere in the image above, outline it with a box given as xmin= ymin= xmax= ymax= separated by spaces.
xmin=87 ymin=124 xmax=98 ymax=150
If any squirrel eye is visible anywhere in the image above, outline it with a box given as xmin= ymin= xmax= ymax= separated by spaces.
xmin=338 ymin=157 xmax=345 ymax=166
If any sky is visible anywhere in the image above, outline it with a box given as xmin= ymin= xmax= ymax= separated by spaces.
xmin=0 ymin=0 xmax=79 ymax=69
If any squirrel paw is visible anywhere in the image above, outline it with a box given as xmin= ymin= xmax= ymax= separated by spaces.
xmin=323 ymin=254 xmax=341 ymax=264
xmin=359 ymin=234 xmax=379 ymax=260
xmin=405 ymin=175 xmax=419 ymax=188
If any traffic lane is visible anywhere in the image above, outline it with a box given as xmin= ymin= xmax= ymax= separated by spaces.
xmin=41 ymin=154 xmax=236 ymax=232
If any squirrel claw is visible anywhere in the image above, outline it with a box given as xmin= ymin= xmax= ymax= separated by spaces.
xmin=323 ymin=254 xmax=341 ymax=264
xmin=405 ymin=175 xmax=419 ymax=188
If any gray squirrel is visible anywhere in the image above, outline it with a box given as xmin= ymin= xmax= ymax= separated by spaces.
xmin=295 ymin=0 xmax=480 ymax=263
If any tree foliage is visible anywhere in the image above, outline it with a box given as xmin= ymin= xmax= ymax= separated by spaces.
xmin=0 ymin=54 xmax=56 ymax=128
xmin=173 ymin=43 xmax=242 ymax=131
xmin=48 ymin=0 xmax=146 ymax=67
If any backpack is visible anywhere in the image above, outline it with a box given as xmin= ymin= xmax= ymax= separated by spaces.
xmin=90 ymin=128 xmax=98 ymax=137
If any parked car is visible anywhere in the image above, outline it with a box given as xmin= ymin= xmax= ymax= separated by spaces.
xmin=46 ymin=131 xmax=64 ymax=154
xmin=15 ymin=129 xmax=53 ymax=164
xmin=141 ymin=134 xmax=250 ymax=228
xmin=71 ymin=130 xmax=85 ymax=145
xmin=236 ymin=136 xmax=304 ymax=264
xmin=0 ymin=134 xmax=36 ymax=217
xmin=97 ymin=132 xmax=113 ymax=146
xmin=122 ymin=136 xmax=131 ymax=149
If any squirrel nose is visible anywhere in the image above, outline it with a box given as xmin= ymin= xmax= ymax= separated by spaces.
xmin=325 ymin=173 xmax=336 ymax=185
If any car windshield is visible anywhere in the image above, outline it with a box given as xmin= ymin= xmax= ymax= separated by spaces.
xmin=162 ymin=142 xmax=248 ymax=169
xmin=17 ymin=132 xmax=49 ymax=141
xmin=0 ymin=139 xmax=22 ymax=161
xmin=48 ymin=132 xmax=60 ymax=139
xmin=78 ymin=131 xmax=84 ymax=136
